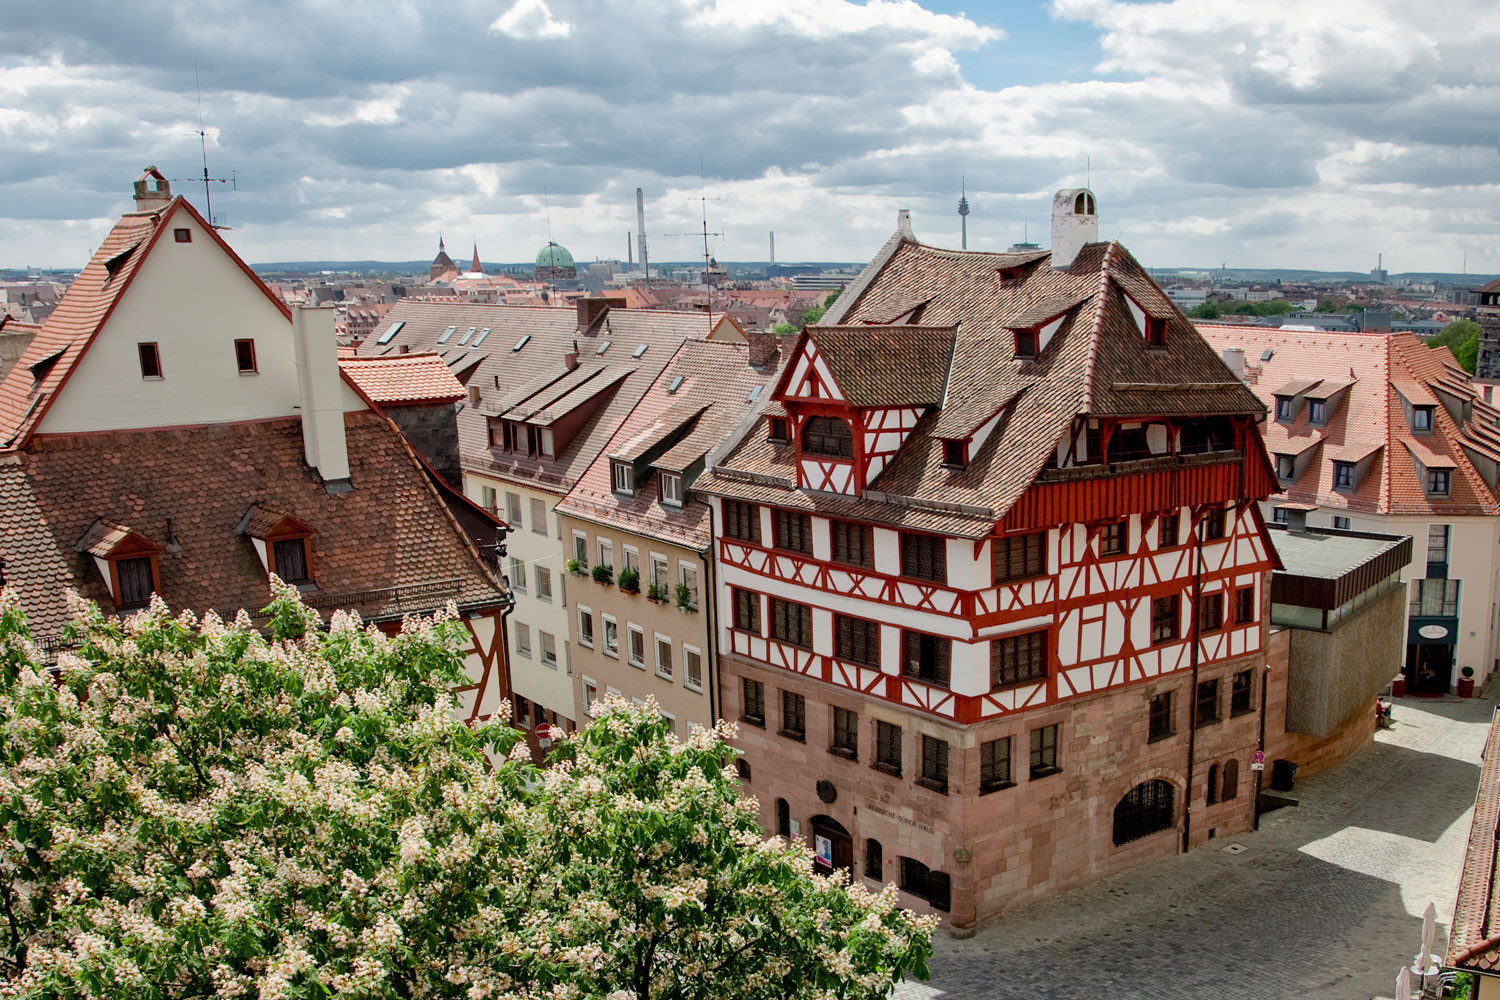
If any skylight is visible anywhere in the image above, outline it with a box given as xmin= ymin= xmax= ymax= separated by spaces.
xmin=632 ymin=344 xmax=648 ymax=358
xmin=376 ymin=321 xmax=405 ymax=345
xmin=473 ymin=327 xmax=492 ymax=346
xmin=748 ymin=385 xmax=763 ymax=403
xmin=1261 ymin=349 xmax=1275 ymax=362
xmin=513 ymin=334 xmax=531 ymax=352
xmin=667 ymin=376 xmax=684 ymax=394
xmin=595 ymin=341 xmax=612 ymax=355
xmin=437 ymin=325 xmax=457 ymax=344
xmin=458 ymin=326 xmax=476 ymax=345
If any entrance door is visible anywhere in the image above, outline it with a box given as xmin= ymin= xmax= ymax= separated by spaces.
xmin=1405 ymin=642 xmax=1453 ymax=694
xmin=810 ymin=815 xmax=853 ymax=875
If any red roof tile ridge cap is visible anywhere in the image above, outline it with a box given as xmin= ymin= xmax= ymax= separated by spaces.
xmin=1078 ymin=241 xmax=1119 ymax=413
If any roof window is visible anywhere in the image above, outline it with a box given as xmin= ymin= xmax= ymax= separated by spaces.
xmin=941 ymin=440 xmax=967 ymax=469
xmin=473 ymin=327 xmax=491 ymax=346
xmin=1412 ymin=406 xmax=1434 ymax=434
xmin=667 ymin=376 xmax=684 ymax=394
xmin=513 ymin=334 xmax=531 ymax=352
xmin=1260 ymin=349 xmax=1275 ymax=362
xmin=457 ymin=326 xmax=476 ymax=345
xmin=595 ymin=340 xmax=612 ymax=355
xmin=1014 ymin=327 xmax=1038 ymax=359
xmin=748 ymin=385 xmax=763 ymax=404
xmin=437 ymin=325 xmax=457 ymax=344
xmin=632 ymin=344 xmax=649 ymax=358
xmin=376 ymin=321 xmax=405 ymax=345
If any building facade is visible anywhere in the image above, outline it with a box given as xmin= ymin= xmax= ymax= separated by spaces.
xmin=696 ymin=194 xmax=1281 ymax=932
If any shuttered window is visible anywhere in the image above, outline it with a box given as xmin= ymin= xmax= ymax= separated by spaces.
xmin=900 ymin=532 xmax=946 ymax=582
xmin=830 ymin=519 xmax=873 ymax=567
xmin=992 ymin=532 xmax=1045 ymax=583
xmin=724 ymin=501 xmax=761 ymax=543
xmin=902 ymin=631 xmax=951 ymax=686
xmin=835 ymin=614 xmax=881 ymax=667
xmin=990 ymin=630 xmax=1047 ymax=689
xmin=770 ymin=598 xmax=813 ymax=649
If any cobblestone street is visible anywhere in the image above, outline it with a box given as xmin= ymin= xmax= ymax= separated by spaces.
xmin=894 ymin=695 xmax=1495 ymax=1000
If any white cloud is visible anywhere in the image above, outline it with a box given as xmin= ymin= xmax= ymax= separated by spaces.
xmin=489 ymin=0 xmax=573 ymax=40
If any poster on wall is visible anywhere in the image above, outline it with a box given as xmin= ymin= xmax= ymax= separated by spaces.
xmin=814 ymin=834 xmax=833 ymax=868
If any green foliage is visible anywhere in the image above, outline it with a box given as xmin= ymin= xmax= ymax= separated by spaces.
xmin=647 ymin=582 xmax=667 ymax=602
xmin=770 ymin=323 xmax=797 ymax=336
xmin=592 ymin=562 xmax=614 ymax=584
xmin=1431 ymin=319 xmax=1482 ymax=374
xmin=1188 ymin=302 xmax=1221 ymax=319
xmin=675 ymin=583 xmax=697 ymax=610
xmin=617 ymin=567 xmax=640 ymax=593
xmin=800 ymin=291 xmax=840 ymax=327
xmin=0 ymin=585 xmax=935 ymax=998
xmin=1454 ymin=971 xmax=1474 ymax=999
xmin=566 ymin=558 xmax=586 ymax=575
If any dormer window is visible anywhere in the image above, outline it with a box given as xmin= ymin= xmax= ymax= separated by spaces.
xmin=612 ymin=460 xmax=634 ymax=496
xmin=237 ymin=506 xmax=316 ymax=587
xmin=1428 ymin=469 xmax=1451 ymax=496
xmin=768 ymin=417 xmax=790 ymax=443
xmin=76 ymin=520 xmax=163 ymax=610
xmin=1308 ymin=399 xmax=1326 ymax=424
xmin=1412 ymin=406 xmax=1434 ymax=433
xmin=661 ymin=472 xmax=683 ymax=507
xmin=1274 ymin=396 xmax=1292 ymax=421
xmin=941 ymin=440 xmax=967 ymax=468
xmin=273 ymin=538 xmax=310 ymax=583
xmin=1276 ymin=454 xmax=1295 ymax=481
xmin=1333 ymin=461 xmax=1355 ymax=491
xmin=1145 ymin=316 xmax=1167 ymax=348
xmin=116 ymin=557 xmax=156 ymax=608
xmin=802 ymin=416 xmax=852 ymax=459
xmin=1014 ymin=328 xmax=1038 ymax=359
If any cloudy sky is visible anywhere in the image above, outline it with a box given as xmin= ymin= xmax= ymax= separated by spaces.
xmin=2 ymin=0 xmax=1496 ymax=273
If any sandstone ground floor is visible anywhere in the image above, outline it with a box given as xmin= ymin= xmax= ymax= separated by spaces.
xmin=893 ymin=694 xmax=1494 ymax=1000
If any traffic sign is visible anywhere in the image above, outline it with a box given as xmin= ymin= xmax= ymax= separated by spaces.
xmin=535 ymin=722 xmax=555 ymax=741
xmin=1252 ymin=750 xmax=1265 ymax=764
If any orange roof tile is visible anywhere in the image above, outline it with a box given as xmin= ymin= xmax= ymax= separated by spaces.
xmin=338 ymin=352 xmax=464 ymax=406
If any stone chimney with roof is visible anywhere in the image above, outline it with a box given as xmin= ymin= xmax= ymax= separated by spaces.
xmin=291 ymin=306 xmax=351 ymax=486
xmin=1051 ymin=188 xmax=1098 ymax=269
xmin=133 ymin=166 xmax=172 ymax=211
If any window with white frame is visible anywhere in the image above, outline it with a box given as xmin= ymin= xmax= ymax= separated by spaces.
xmin=684 ymin=645 xmax=703 ymax=691
xmin=650 ymin=554 xmax=668 ymax=591
xmin=536 ymin=566 xmax=553 ymax=602
xmin=655 ymin=635 xmax=673 ymax=679
xmin=583 ymin=678 xmax=598 ymax=717
xmin=612 ymin=461 xmax=633 ymax=494
xmin=572 ymin=531 xmax=588 ymax=565
xmin=679 ymin=562 xmax=699 ymax=608
xmin=661 ymin=473 xmax=683 ymax=506
xmin=539 ymin=631 xmax=557 ymax=668
xmin=509 ymin=558 xmax=526 ymax=592
xmin=602 ymin=615 xmax=619 ymax=656
xmin=506 ymin=492 xmax=523 ymax=527
xmin=578 ymin=606 xmax=594 ymax=647
xmin=598 ymin=539 xmax=613 ymax=570
xmin=480 ymin=485 xmax=497 ymax=514
xmin=623 ymin=545 xmax=639 ymax=574
xmin=628 ymin=624 xmax=645 ymax=667
xmin=529 ymin=498 xmax=548 ymax=536
xmin=515 ymin=622 xmax=532 ymax=658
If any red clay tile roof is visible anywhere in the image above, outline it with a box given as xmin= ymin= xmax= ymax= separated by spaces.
xmin=789 ymin=325 xmax=956 ymax=407
xmin=1198 ymin=325 xmax=1500 ymax=516
xmin=1448 ymin=709 xmax=1500 ymax=973
xmin=338 ymin=353 xmax=465 ymax=406
xmin=0 ymin=410 xmax=506 ymax=640
xmin=0 ymin=197 xmax=289 ymax=450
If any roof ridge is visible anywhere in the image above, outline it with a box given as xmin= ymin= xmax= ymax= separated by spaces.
xmin=1078 ymin=241 xmax=1119 ymax=414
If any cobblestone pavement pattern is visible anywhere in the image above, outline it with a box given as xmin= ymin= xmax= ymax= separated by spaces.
xmin=893 ymin=696 xmax=1494 ymax=1000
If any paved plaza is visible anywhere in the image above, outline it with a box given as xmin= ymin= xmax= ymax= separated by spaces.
xmin=895 ymin=695 xmax=1495 ymax=1000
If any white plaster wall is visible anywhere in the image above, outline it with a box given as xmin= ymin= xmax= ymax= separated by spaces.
xmin=40 ymin=211 xmax=364 ymax=434
xmin=873 ymin=527 xmax=900 ymax=576
xmin=946 ymin=536 xmax=987 ymax=590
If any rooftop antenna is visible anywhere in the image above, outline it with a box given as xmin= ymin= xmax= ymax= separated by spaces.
xmin=170 ymin=64 xmax=238 ymax=228
xmin=664 ymin=158 xmax=724 ymax=334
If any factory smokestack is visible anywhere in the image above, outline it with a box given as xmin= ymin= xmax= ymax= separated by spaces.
xmin=627 ymin=231 xmax=633 ymax=271
xmin=769 ymin=230 xmax=775 ymax=267
xmin=636 ymin=188 xmax=649 ymax=278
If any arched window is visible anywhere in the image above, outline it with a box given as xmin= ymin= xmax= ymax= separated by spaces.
xmin=802 ymin=416 xmax=853 ymax=459
xmin=1113 ymin=779 xmax=1176 ymax=846
xmin=776 ymin=797 xmax=791 ymax=838
xmin=1206 ymin=764 xmax=1220 ymax=805
xmin=1222 ymin=759 xmax=1239 ymax=801
xmin=1074 ymin=192 xmax=1088 ymax=214
xmin=865 ymin=838 xmax=884 ymax=880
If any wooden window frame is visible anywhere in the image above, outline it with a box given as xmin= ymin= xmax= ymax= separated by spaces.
xmin=1159 ymin=512 xmax=1180 ymax=548
xmin=1230 ymin=669 xmax=1254 ymax=716
xmin=1195 ymin=678 xmax=1220 ymax=726
xmin=980 ymin=736 xmax=1013 ymax=793
xmin=899 ymin=531 xmax=947 ymax=583
xmin=234 ymin=338 xmax=258 ymax=374
xmin=271 ymin=536 xmax=312 ymax=584
xmin=138 ymin=342 xmax=163 ymax=379
xmin=1151 ymin=594 xmax=1181 ymax=645
xmin=901 ymin=629 xmax=951 ymax=687
xmin=112 ymin=554 xmax=159 ymax=609
xmin=834 ymin=614 xmax=881 ymax=668
xmin=830 ymin=519 xmax=873 ymax=568
xmin=899 ymin=857 xmax=951 ymax=912
xmin=173 ymin=228 xmax=192 ymax=243
xmin=1234 ymin=586 xmax=1255 ymax=625
xmin=723 ymin=500 xmax=761 ymax=543
xmin=918 ymin=734 xmax=949 ymax=794
xmin=802 ymin=415 xmax=853 ymax=459
xmin=1148 ymin=691 xmax=1174 ymax=742
xmin=779 ymin=689 xmax=806 ymax=742
xmin=732 ymin=588 xmax=761 ymax=633
xmin=990 ymin=629 xmax=1047 ymax=689
xmin=770 ymin=597 xmax=814 ymax=649
xmin=768 ymin=417 xmax=790 ymax=443
xmin=1098 ymin=521 xmax=1125 ymax=556
xmin=1029 ymin=723 xmax=1060 ymax=779
xmin=874 ymin=720 xmax=902 ymax=776
xmin=831 ymin=706 xmax=858 ymax=759
xmin=773 ymin=509 xmax=813 ymax=555
xmin=741 ymin=678 xmax=766 ymax=727
xmin=1200 ymin=592 xmax=1224 ymax=633
xmin=992 ymin=532 xmax=1045 ymax=584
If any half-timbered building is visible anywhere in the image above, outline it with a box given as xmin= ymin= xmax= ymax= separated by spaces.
xmin=695 ymin=191 xmax=1281 ymax=933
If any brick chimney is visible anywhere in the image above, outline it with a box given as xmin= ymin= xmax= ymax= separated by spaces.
xmin=564 ymin=344 xmax=580 ymax=371
xmin=747 ymin=327 xmax=777 ymax=368
xmin=577 ymin=295 xmax=626 ymax=332
xmin=133 ymin=166 xmax=172 ymax=211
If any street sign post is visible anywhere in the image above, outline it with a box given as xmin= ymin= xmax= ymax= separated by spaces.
xmin=1251 ymin=749 xmax=1265 ymax=772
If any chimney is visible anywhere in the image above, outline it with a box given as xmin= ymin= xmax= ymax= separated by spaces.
xmin=576 ymin=295 xmax=625 ymax=332
xmin=564 ymin=345 xmax=580 ymax=371
xmin=897 ymin=209 xmax=914 ymax=238
xmin=1051 ymin=188 xmax=1098 ymax=269
xmin=291 ymin=306 xmax=350 ymax=484
xmin=1222 ymin=347 xmax=1246 ymax=381
xmin=747 ymin=327 xmax=777 ymax=368
xmin=636 ymin=187 xmax=649 ymax=277
xmin=132 ymin=166 xmax=172 ymax=211
xmin=468 ymin=384 xmax=482 ymax=405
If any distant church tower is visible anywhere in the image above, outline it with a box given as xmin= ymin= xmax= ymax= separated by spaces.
xmin=469 ymin=241 xmax=484 ymax=275
xmin=957 ymin=179 xmax=970 ymax=250
xmin=429 ymin=236 xmax=456 ymax=281
xmin=1475 ymin=279 xmax=1500 ymax=387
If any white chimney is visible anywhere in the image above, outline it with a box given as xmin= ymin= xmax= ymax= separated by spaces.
xmin=1222 ymin=347 xmax=1246 ymax=381
xmin=291 ymin=306 xmax=350 ymax=483
xmin=897 ymin=209 xmax=914 ymax=238
xmin=1051 ymin=188 xmax=1098 ymax=269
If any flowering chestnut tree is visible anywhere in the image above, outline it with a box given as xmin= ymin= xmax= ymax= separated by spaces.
xmin=0 ymin=583 xmax=935 ymax=999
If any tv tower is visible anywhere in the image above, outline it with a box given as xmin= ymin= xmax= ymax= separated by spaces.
xmin=957 ymin=177 xmax=970 ymax=250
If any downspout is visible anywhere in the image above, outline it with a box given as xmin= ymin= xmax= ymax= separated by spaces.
xmin=703 ymin=503 xmax=720 ymax=724
xmin=1254 ymin=625 xmax=1269 ymax=831
xmin=1182 ymin=511 xmax=1205 ymax=854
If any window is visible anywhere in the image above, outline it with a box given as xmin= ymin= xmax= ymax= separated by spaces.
xmin=768 ymin=417 xmax=790 ymax=443
xmin=900 ymin=532 xmax=946 ymax=582
xmin=1014 ymin=327 xmax=1038 ymax=358
xmin=273 ymin=538 xmax=310 ymax=583
xmin=539 ymin=631 xmax=557 ymax=668
xmin=116 ymin=557 xmax=155 ymax=608
xmin=571 ymin=532 xmax=588 ymax=565
xmin=596 ymin=539 xmax=613 ymax=572
xmin=481 ymin=486 xmax=498 ymax=515
xmin=831 ymin=520 xmax=873 ymax=567
xmin=684 ymin=646 xmax=702 ymax=690
xmin=1428 ymin=469 xmax=1451 ymax=496
xmin=980 ymin=737 xmax=1013 ymax=793
xmin=899 ymin=858 xmax=951 ymax=912
xmin=1098 ymin=521 xmax=1125 ymax=556
xmin=736 ymin=759 xmax=750 ymax=782
xmin=622 ymin=547 xmax=639 ymax=575
xmin=1272 ymin=507 xmax=1290 ymax=525
xmin=612 ymin=461 xmax=633 ymax=495
xmin=1308 ymin=399 xmax=1326 ymax=424
xmin=529 ymin=498 xmax=548 ymax=536
xmin=1412 ymin=578 xmax=1460 ymax=618
xmin=1234 ymin=586 xmax=1255 ymax=625
xmin=506 ymin=492 xmax=523 ymax=528
xmin=515 ymin=622 xmax=532 ymax=658
xmin=173 ymin=228 xmax=191 ymax=243
xmin=661 ymin=473 xmax=683 ymax=506
xmin=1145 ymin=316 xmax=1167 ymax=348
xmin=1276 ymin=454 xmax=1295 ymax=480
xmin=990 ymin=629 xmax=1047 ymax=689
xmin=1112 ymin=780 xmax=1175 ymax=846
xmin=776 ymin=798 xmax=790 ymax=837
xmin=1221 ymin=759 xmax=1240 ymax=800
xmin=1275 ymin=396 xmax=1292 ymax=421
xmin=732 ymin=588 xmax=761 ymax=632
xmin=1159 ymin=512 xmax=1180 ymax=548
xmin=536 ymin=566 xmax=553 ymax=602
xmin=234 ymin=339 xmax=257 ymax=374
xmin=1428 ymin=524 xmax=1450 ymax=572
xmin=655 ymin=635 xmax=673 ymax=679
xmin=724 ymin=501 xmax=761 ymax=543
xmin=1029 ymin=724 xmax=1060 ymax=778
xmin=1231 ymin=669 xmax=1253 ymax=716
xmin=771 ymin=598 xmax=814 ymax=649
xmin=741 ymin=678 xmax=766 ymax=726
xmin=1151 ymin=594 xmax=1180 ymax=644
xmin=1207 ymin=763 xmax=1220 ymax=805
xmin=1412 ymin=406 xmax=1433 ymax=432
xmin=1200 ymin=592 xmax=1224 ymax=633
xmin=834 ymin=614 xmax=881 ymax=667
xmin=902 ymin=631 xmax=951 ymax=686
xmin=993 ymin=532 xmax=1045 ymax=584
xmin=628 ymin=625 xmax=645 ymax=668
xmin=919 ymin=735 xmax=949 ymax=793
xmin=513 ymin=694 xmax=533 ymax=729
xmin=138 ymin=342 xmax=162 ymax=379
xmin=578 ymin=607 xmax=594 ymax=647
xmin=1333 ymin=462 xmax=1355 ymax=490
xmin=803 ymin=415 xmax=853 ymax=458
xmin=1148 ymin=691 xmax=1173 ymax=741
xmin=774 ymin=510 xmax=813 ymax=554
xmin=864 ymin=839 xmax=883 ymax=879
xmin=603 ymin=616 xmax=618 ymax=656
xmin=1195 ymin=678 xmax=1220 ymax=726
xmin=941 ymin=440 xmax=966 ymax=467
xmin=832 ymin=707 xmax=858 ymax=759
xmin=583 ymin=679 xmax=598 ymax=718
xmin=1201 ymin=508 xmax=1226 ymax=540
xmin=508 ymin=557 xmax=526 ymax=593
xmin=780 ymin=690 xmax=806 ymax=740
xmin=875 ymin=721 xmax=902 ymax=775
xmin=1333 ymin=516 xmax=1351 ymax=530
xmin=650 ymin=554 xmax=668 ymax=592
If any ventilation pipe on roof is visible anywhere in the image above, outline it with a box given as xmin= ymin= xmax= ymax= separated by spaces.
xmin=1051 ymin=188 xmax=1098 ymax=270
xmin=1222 ymin=348 xmax=1246 ymax=382
xmin=292 ymin=306 xmax=351 ymax=485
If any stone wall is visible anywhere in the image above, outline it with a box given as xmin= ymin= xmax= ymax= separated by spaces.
xmin=387 ymin=403 xmax=462 ymax=488
xmin=0 ymin=328 xmax=35 ymax=382
xmin=1285 ymin=584 xmax=1405 ymax=736
xmin=1265 ymin=627 xmax=1379 ymax=781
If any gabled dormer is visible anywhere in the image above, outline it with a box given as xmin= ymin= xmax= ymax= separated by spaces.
xmin=1300 ymin=375 xmax=1355 ymax=426
xmin=1006 ymin=294 xmax=1087 ymax=360
xmin=1393 ymin=379 xmax=1439 ymax=436
xmin=1120 ymin=288 xmax=1169 ymax=349
xmin=237 ymin=505 xmax=316 ymax=585
xmin=76 ymin=519 xmax=163 ymax=610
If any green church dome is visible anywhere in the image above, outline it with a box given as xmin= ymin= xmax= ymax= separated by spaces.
xmin=536 ymin=242 xmax=575 ymax=268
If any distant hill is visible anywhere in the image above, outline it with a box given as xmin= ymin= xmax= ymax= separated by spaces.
xmin=1148 ymin=266 xmax=1499 ymax=285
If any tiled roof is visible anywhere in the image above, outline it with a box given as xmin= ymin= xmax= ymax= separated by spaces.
xmin=697 ymin=237 xmax=1264 ymax=537
xmin=1198 ymin=325 xmax=1500 ymax=516
xmin=353 ymin=301 xmax=731 ymax=495
xmin=555 ymin=339 xmax=785 ymax=551
xmin=0 ymin=410 xmax=506 ymax=639
xmin=1447 ymin=709 xmax=1500 ymax=973
xmin=794 ymin=325 xmax=956 ymax=407
xmin=338 ymin=353 xmax=464 ymax=406
xmin=0 ymin=198 xmax=289 ymax=450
